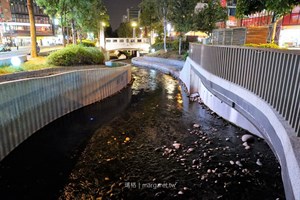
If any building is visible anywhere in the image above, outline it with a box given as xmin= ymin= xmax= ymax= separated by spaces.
xmin=279 ymin=6 xmax=300 ymax=48
xmin=0 ymin=0 xmax=56 ymax=46
xmin=126 ymin=7 xmax=140 ymax=22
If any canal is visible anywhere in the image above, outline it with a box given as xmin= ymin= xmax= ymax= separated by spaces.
xmin=0 ymin=64 xmax=285 ymax=200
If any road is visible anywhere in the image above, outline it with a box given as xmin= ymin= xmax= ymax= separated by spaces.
xmin=0 ymin=45 xmax=63 ymax=59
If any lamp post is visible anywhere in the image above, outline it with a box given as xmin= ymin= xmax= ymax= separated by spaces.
xmin=131 ymin=21 xmax=137 ymax=38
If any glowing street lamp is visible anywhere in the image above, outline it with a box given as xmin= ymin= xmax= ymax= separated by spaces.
xmin=131 ymin=21 xmax=137 ymax=38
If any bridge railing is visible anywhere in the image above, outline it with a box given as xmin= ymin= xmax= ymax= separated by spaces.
xmin=189 ymin=43 xmax=300 ymax=136
xmin=106 ymin=38 xmax=150 ymax=44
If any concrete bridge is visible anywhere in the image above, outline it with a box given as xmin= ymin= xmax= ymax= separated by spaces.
xmin=105 ymin=38 xmax=150 ymax=53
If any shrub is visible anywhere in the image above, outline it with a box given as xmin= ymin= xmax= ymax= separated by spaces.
xmin=78 ymin=39 xmax=96 ymax=47
xmin=244 ymin=43 xmax=281 ymax=49
xmin=151 ymin=40 xmax=189 ymax=52
xmin=47 ymin=45 xmax=104 ymax=66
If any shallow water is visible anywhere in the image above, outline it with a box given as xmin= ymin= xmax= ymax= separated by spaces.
xmin=0 ymin=66 xmax=285 ymax=200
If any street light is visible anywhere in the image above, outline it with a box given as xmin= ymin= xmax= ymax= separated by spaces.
xmin=131 ymin=21 xmax=137 ymax=38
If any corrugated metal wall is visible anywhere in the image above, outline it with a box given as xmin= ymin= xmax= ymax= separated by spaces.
xmin=0 ymin=66 xmax=131 ymax=160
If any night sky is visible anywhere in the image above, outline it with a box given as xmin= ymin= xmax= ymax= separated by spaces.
xmin=103 ymin=0 xmax=142 ymax=31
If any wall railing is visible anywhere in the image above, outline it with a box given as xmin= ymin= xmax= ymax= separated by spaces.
xmin=189 ymin=44 xmax=299 ymax=136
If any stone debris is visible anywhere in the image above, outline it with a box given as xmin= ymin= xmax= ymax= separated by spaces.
xmin=241 ymin=134 xmax=254 ymax=143
xmin=193 ymin=123 xmax=200 ymax=128
xmin=256 ymin=159 xmax=263 ymax=166
xmin=235 ymin=161 xmax=243 ymax=167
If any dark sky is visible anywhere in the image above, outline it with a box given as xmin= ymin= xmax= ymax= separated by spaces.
xmin=103 ymin=0 xmax=142 ymax=30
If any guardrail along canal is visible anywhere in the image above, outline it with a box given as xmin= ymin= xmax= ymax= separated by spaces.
xmin=0 ymin=65 xmax=285 ymax=200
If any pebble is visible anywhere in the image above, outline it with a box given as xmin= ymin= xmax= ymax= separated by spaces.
xmin=193 ymin=123 xmax=200 ymax=128
xmin=192 ymin=159 xmax=200 ymax=165
xmin=190 ymin=93 xmax=199 ymax=98
xmin=183 ymin=187 xmax=190 ymax=191
xmin=178 ymin=191 xmax=184 ymax=195
xmin=242 ymin=142 xmax=249 ymax=147
xmin=173 ymin=143 xmax=181 ymax=149
xmin=230 ymin=160 xmax=235 ymax=165
xmin=241 ymin=134 xmax=254 ymax=143
xmin=225 ymin=138 xmax=230 ymax=141
xmin=235 ymin=161 xmax=243 ymax=167
xmin=245 ymin=146 xmax=251 ymax=150
xmin=256 ymin=159 xmax=263 ymax=166
xmin=187 ymin=148 xmax=195 ymax=153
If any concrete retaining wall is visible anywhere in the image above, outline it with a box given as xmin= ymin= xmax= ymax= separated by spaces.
xmin=0 ymin=66 xmax=131 ymax=160
xmin=180 ymin=57 xmax=300 ymax=200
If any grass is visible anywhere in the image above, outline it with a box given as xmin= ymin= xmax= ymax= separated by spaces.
xmin=0 ymin=57 xmax=57 ymax=75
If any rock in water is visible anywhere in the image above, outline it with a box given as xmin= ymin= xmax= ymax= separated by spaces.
xmin=241 ymin=134 xmax=254 ymax=143
xmin=173 ymin=143 xmax=181 ymax=149
xmin=190 ymin=93 xmax=199 ymax=98
xmin=256 ymin=159 xmax=263 ymax=166
xmin=193 ymin=123 xmax=200 ymax=128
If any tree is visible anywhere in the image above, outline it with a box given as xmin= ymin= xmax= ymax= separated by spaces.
xmin=139 ymin=0 xmax=160 ymax=44
xmin=117 ymin=22 xmax=141 ymax=38
xmin=157 ymin=0 xmax=171 ymax=52
xmin=140 ymin=0 xmax=171 ymax=52
xmin=194 ymin=1 xmax=228 ymax=34
xmin=237 ymin=0 xmax=299 ymax=18
xmin=36 ymin=0 xmax=108 ymax=46
xmin=169 ymin=0 xmax=198 ymax=54
xmin=27 ymin=0 xmax=37 ymax=57
xmin=236 ymin=0 xmax=299 ymax=43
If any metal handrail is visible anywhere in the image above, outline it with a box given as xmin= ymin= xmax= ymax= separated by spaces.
xmin=189 ymin=43 xmax=300 ymax=136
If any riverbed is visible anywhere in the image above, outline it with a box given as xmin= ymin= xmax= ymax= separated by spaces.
xmin=0 ymin=65 xmax=285 ymax=200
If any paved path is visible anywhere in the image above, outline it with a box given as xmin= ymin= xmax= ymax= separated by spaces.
xmin=131 ymin=56 xmax=184 ymax=78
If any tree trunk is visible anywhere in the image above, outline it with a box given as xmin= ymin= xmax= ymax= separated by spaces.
xmin=163 ymin=11 xmax=167 ymax=52
xmin=178 ymin=36 xmax=182 ymax=55
xmin=27 ymin=0 xmax=37 ymax=57
xmin=271 ymin=16 xmax=283 ymax=44
xmin=60 ymin=15 xmax=66 ymax=47
xmin=71 ymin=19 xmax=77 ymax=45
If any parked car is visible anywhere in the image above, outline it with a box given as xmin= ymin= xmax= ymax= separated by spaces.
xmin=0 ymin=44 xmax=11 ymax=52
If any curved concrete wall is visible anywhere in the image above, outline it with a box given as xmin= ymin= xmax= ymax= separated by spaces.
xmin=0 ymin=66 xmax=131 ymax=160
xmin=180 ymin=57 xmax=300 ymax=200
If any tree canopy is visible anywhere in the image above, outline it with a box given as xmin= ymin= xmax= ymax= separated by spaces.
xmin=168 ymin=0 xmax=198 ymax=34
xmin=194 ymin=1 xmax=228 ymax=34
xmin=36 ymin=0 xmax=109 ymax=36
xmin=236 ymin=0 xmax=299 ymax=18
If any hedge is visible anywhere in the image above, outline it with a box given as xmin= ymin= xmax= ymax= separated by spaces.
xmin=47 ymin=45 xmax=104 ymax=66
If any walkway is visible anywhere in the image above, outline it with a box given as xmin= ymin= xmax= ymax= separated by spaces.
xmin=132 ymin=56 xmax=184 ymax=78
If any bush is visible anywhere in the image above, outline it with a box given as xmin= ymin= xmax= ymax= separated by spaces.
xmin=244 ymin=43 xmax=281 ymax=49
xmin=151 ymin=40 xmax=189 ymax=52
xmin=47 ymin=45 xmax=104 ymax=66
xmin=78 ymin=39 xmax=96 ymax=47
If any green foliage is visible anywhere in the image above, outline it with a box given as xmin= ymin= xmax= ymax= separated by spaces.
xmin=78 ymin=40 xmax=96 ymax=47
xmin=194 ymin=1 xmax=228 ymax=34
xmin=47 ymin=45 xmax=104 ymax=66
xmin=139 ymin=0 xmax=160 ymax=27
xmin=244 ymin=43 xmax=281 ymax=49
xmin=116 ymin=22 xmax=141 ymax=38
xmin=169 ymin=0 xmax=198 ymax=33
xmin=36 ymin=0 xmax=109 ymax=35
xmin=183 ymin=51 xmax=189 ymax=61
xmin=151 ymin=40 xmax=189 ymax=51
xmin=236 ymin=0 xmax=299 ymax=18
